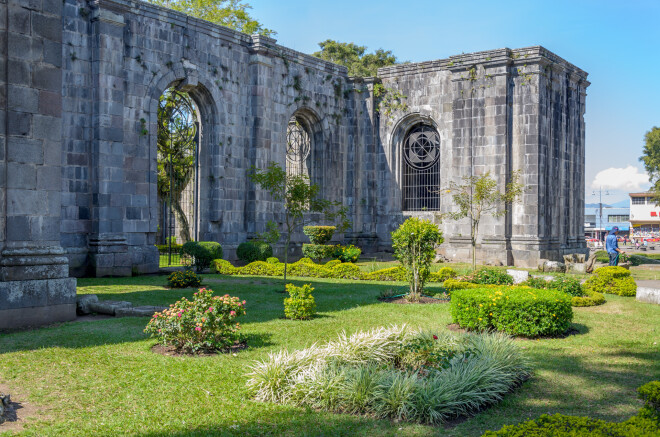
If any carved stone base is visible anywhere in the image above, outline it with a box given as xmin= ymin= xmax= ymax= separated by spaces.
xmin=0 ymin=278 xmax=77 ymax=330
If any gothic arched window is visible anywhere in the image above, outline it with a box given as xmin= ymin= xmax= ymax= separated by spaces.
xmin=286 ymin=116 xmax=311 ymax=178
xmin=402 ymin=124 xmax=440 ymax=211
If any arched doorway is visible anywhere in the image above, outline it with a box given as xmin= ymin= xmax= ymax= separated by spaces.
xmin=157 ymin=88 xmax=200 ymax=262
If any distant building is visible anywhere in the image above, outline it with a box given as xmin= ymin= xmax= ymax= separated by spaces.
xmin=585 ymin=203 xmax=630 ymax=240
xmin=630 ymin=192 xmax=660 ymax=241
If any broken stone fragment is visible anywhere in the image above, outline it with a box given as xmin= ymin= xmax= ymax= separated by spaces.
xmin=76 ymin=294 xmax=99 ymax=315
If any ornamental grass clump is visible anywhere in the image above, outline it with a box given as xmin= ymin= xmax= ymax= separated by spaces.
xmin=391 ymin=218 xmax=444 ymax=302
xmin=246 ymin=325 xmax=530 ymax=425
xmin=584 ymin=266 xmax=637 ymax=296
xmin=451 ymin=286 xmax=573 ymax=337
xmin=145 ymin=288 xmax=246 ymax=353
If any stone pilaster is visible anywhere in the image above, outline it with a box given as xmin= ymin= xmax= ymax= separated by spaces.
xmin=0 ymin=0 xmax=76 ymax=329
xmin=88 ymin=5 xmax=130 ymax=276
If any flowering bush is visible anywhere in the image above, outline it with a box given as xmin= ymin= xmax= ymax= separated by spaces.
xmin=332 ymin=244 xmax=362 ymax=263
xmin=145 ymin=288 xmax=246 ymax=353
xmin=167 ymin=270 xmax=202 ymax=288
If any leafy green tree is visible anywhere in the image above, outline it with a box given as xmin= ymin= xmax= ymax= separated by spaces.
xmin=441 ymin=172 xmax=524 ymax=270
xmin=158 ymin=90 xmax=197 ymax=243
xmin=640 ymin=126 xmax=660 ymax=202
xmin=146 ymin=0 xmax=275 ymax=36
xmin=391 ymin=218 xmax=444 ymax=302
xmin=249 ymin=162 xmax=349 ymax=282
xmin=311 ymin=40 xmax=397 ymax=77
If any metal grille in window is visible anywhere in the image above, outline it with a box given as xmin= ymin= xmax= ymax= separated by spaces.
xmin=286 ymin=117 xmax=310 ymax=178
xmin=402 ymin=124 xmax=440 ymax=211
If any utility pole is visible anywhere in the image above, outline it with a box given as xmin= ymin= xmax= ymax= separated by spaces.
xmin=591 ymin=187 xmax=611 ymax=241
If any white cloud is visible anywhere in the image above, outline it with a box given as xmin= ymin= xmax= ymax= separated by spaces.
xmin=591 ymin=166 xmax=650 ymax=191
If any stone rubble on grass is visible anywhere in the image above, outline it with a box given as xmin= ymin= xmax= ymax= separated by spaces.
xmin=76 ymin=295 xmax=166 ymax=317
xmin=76 ymin=294 xmax=99 ymax=314
xmin=506 ymin=269 xmax=529 ymax=284
xmin=538 ymin=259 xmax=566 ymax=273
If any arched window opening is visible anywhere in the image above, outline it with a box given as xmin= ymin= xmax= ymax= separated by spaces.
xmin=157 ymin=88 xmax=200 ymax=247
xmin=402 ymin=124 xmax=441 ymax=211
xmin=286 ymin=115 xmax=311 ymax=179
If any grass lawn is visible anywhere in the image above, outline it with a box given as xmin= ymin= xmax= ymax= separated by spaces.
xmin=0 ymin=272 xmax=658 ymax=436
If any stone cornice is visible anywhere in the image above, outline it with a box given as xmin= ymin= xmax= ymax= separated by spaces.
xmin=378 ymin=46 xmax=589 ymax=86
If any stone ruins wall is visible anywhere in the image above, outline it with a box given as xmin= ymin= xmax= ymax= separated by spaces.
xmin=0 ymin=0 xmax=589 ymax=328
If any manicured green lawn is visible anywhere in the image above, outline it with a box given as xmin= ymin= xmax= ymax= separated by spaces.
xmin=1 ymin=273 xmax=658 ymax=436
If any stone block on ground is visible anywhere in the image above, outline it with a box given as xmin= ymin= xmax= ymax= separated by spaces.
xmin=567 ymin=263 xmax=586 ymax=274
xmin=539 ymin=260 xmax=565 ymax=273
xmin=88 ymin=300 xmax=133 ymax=316
xmin=636 ymin=285 xmax=660 ymax=305
xmin=76 ymin=294 xmax=98 ymax=315
xmin=507 ymin=269 xmax=529 ymax=284
xmin=115 ymin=306 xmax=167 ymax=317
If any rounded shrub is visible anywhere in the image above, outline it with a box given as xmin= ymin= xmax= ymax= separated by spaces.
xmin=549 ymin=274 xmax=583 ymax=297
xmin=451 ymin=286 xmax=573 ymax=337
xmin=571 ymin=290 xmax=606 ymax=307
xmin=266 ymin=256 xmax=279 ymax=264
xmin=284 ymin=283 xmax=316 ymax=320
xmin=303 ymin=226 xmax=336 ymax=244
xmin=584 ymin=266 xmax=637 ymax=296
xmin=240 ymin=261 xmax=282 ymax=276
xmin=211 ymin=259 xmax=239 ymax=275
xmin=167 ymin=270 xmax=202 ymax=288
xmin=429 ymin=267 xmax=457 ymax=282
xmin=330 ymin=262 xmax=363 ymax=280
xmin=301 ymin=243 xmax=334 ymax=261
xmin=144 ymin=288 xmax=246 ymax=353
xmin=236 ymin=241 xmax=273 ymax=263
xmin=181 ymin=241 xmax=223 ymax=272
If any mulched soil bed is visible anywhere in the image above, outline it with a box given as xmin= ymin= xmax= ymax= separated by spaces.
xmin=446 ymin=323 xmax=581 ymax=339
xmin=378 ymin=296 xmax=449 ymax=304
xmin=151 ymin=340 xmax=248 ymax=357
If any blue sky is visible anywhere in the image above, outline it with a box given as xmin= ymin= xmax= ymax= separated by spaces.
xmin=249 ymin=0 xmax=660 ymax=204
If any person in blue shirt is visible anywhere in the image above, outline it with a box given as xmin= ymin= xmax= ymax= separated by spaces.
xmin=605 ymin=226 xmax=624 ymax=266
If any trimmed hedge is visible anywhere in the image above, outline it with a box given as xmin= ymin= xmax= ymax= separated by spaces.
xmin=584 ymin=266 xmax=637 ymax=296
xmin=210 ymin=258 xmax=457 ymax=284
xmin=571 ymin=290 xmax=606 ymax=307
xmin=181 ymin=241 xmax=223 ymax=272
xmin=443 ymin=279 xmax=498 ymax=291
xmin=301 ymin=243 xmax=334 ymax=260
xmin=303 ymin=226 xmax=336 ymax=244
xmin=451 ymin=286 xmax=573 ymax=337
xmin=236 ymin=241 xmax=273 ymax=263
xmin=363 ymin=266 xmax=407 ymax=281
xmin=483 ymin=413 xmax=659 ymax=437
xmin=484 ymin=381 xmax=660 ymax=436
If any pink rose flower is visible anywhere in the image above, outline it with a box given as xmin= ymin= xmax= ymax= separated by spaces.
xmin=195 ymin=327 xmax=201 ymax=331
xmin=230 ymin=311 xmax=236 ymax=316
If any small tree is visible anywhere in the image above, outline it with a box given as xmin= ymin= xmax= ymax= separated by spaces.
xmin=249 ymin=162 xmax=349 ymax=283
xmin=391 ymin=217 xmax=444 ymax=302
xmin=441 ymin=171 xmax=524 ymax=270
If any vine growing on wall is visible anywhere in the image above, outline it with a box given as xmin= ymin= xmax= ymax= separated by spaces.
xmin=373 ymin=83 xmax=409 ymax=124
